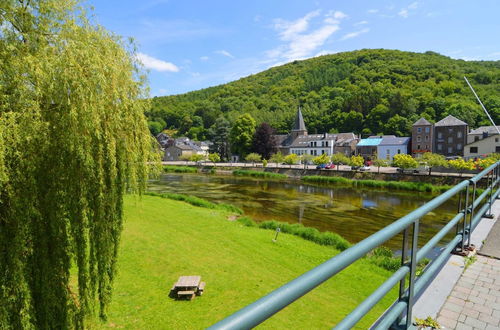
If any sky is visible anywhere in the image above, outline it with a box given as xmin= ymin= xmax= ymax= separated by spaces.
xmin=86 ymin=0 xmax=500 ymax=97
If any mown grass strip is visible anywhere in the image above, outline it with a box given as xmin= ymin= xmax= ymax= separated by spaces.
xmin=233 ymin=169 xmax=287 ymax=179
xmin=302 ymin=175 xmax=453 ymax=193
xmin=163 ymin=165 xmax=198 ymax=173
xmin=145 ymin=192 xmax=242 ymax=214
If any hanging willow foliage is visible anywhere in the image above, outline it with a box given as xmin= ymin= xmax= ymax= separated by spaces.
xmin=0 ymin=0 xmax=158 ymax=328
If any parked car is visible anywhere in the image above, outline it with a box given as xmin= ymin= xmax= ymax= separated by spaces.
xmin=351 ymin=165 xmax=360 ymax=171
xmin=359 ymin=165 xmax=370 ymax=171
xmin=316 ymin=163 xmax=327 ymax=169
xmin=396 ymin=165 xmax=429 ymax=174
xmin=325 ymin=163 xmax=335 ymax=169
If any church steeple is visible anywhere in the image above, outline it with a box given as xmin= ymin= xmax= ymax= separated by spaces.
xmin=291 ymin=107 xmax=307 ymax=139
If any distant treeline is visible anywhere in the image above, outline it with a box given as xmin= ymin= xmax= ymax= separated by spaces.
xmin=147 ymin=49 xmax=500 ymax=140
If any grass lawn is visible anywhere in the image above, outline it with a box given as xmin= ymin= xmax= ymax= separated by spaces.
xmin=94 ymin=195 xmax=397 ymax=329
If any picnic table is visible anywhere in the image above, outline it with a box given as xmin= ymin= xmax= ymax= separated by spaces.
xmin=170 ymin=275 xmax=206 ymax=300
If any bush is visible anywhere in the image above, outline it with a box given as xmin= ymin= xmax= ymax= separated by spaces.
xmin=258 ymin=220 xmax=351 ymax=251
xmin=233 ymin=170 xmax=287 ymax=179
xmin=163 ymin=165 xmax=197 ymax=173
xmin=302 ymin=175 xmax=451 ymax=193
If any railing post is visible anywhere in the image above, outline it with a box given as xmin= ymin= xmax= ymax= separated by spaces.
xmin=461 ymin=185 xmax=470 ymax=251
xmin=467 ymin=182 xmax=476 ymax=248
xmin=406 ymin=219 xmax=419 ymax=329
xmin=485 ymin=169 xmax=494 ymax=218
xmin=396 ymin=227 xmax=409 ymax=324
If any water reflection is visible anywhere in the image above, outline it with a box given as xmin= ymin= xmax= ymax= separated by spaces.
xmin=148 ymin=173 xmax=458 ymax=250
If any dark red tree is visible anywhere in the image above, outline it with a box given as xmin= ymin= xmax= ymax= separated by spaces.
xmin=252 ymin=123 xmax=277 ymax=159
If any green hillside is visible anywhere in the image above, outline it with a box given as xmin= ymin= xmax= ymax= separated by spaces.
xmin=147 ymin=49 xmax=500 ymax=138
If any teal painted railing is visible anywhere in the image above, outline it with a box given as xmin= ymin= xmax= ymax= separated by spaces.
xmin=209 ymin=162 xmax=500 ymax=330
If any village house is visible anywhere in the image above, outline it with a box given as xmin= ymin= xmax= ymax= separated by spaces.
xmin=356 ymin=135 xmax=410 ymax=161
xmin=275 ymin=108 xmax=358 ymax=157
xmin=434 ymin=115 xmax=468 ymax=157
xmin=163 ymin=138 xmax=208 ymax=161
xmin=411 ymin=117 xmax=434 ymax=156
xmin=467 ymin=126 xmax=500 ymax=144
xmin=464 ymin=134 xmax=500 ymax=159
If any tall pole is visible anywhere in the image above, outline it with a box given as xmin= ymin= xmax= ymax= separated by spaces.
xmin=464 ymin=76 xmax=500 ymax=134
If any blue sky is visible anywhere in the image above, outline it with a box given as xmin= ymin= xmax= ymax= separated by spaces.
xmin=87 ymin=0 xmax=500 ymax=96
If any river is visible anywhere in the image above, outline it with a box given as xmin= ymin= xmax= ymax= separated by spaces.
xmin=148 ymin=173 xmax=458 ymax=250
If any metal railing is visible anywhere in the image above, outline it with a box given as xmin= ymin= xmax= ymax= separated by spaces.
xmin=209 ymin=161 xmax=500 ymax=330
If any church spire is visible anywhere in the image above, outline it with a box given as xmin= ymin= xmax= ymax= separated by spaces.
xmin=292 ymin=106 xmax=307 ymax=132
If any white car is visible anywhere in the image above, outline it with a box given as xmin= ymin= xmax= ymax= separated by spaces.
xmin=360 ymin=165 xmax=371 ymax=171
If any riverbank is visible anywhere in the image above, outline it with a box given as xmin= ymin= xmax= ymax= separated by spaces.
xmin=95 ymin=194 xmax=396 ymax=329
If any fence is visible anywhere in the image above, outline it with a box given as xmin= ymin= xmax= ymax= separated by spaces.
xmin=208 ymin=161 xmax=500 ymax=330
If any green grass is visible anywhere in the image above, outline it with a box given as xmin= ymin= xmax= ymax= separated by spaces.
xmin=145 ymin=192 xmax=242 ymax=214
xmin=94 ymin=195 xmax=397 ymax=329
xmin=163 ymin=165 xmax=198 ymax=173
xmin=302 ymin=175 xmax=453 ymax=193
xmin=233 ymin=169 xmax=287 ymax=179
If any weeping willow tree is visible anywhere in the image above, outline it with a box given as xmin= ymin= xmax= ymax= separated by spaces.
xmin=0 ymin=0 xmax=157 ymax=328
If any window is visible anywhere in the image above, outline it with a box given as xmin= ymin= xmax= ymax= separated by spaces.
xmin=314 ymin=142 xmax=317 ymax=147
xmin=425 ymin=145 xmax=429 ymax=149
xmin=457 ymin=131 xmax=462 ymax=138
xmin=457 ymin=144 xmax=462 ymax=150
xmin=448 ymin=137 xmax=453 ymax=143
xmin=397 ymin=149 xmax=401 ymax=154
xmin=417 ymin=127 xmax=422 ymax=133
xmin=448 ymin=128 xmax=453 ymax=133
xmin=470 ymin=147 xmax=478 ymax=154
xmin=437 ymin=144 xmax=443 ymax=151
xmin=314 ymin=150 xmax=317 ymax=156
xmin=497 ymin=146 xmax=500 ymax=153
xmin=448 ymin=147 xmax=453 ymax=154
xmin=321 ymin=150 xmax=325 ymax=154
xmin=310 ymin=150 xmax=313 ymax=155
xmin=386 ymin=149 xmax=390 ymax=154
xmin=496 ymin=138 xmax=499 ymax=142
xmin=425 ymin=127 xmax=430 ymax=133
xmin=425 ymin=135 xmax=429 ymax=141
xmin=438 ymin=132 xmax=443 ymax=139
xmin=325 ymin=141 xmax=328 ymax=147
xmin=475 ymin=136 xmax=480 ymax=142
xmin=417 ymin=144 xmax=421 ymax=149
xmin=417 ymin=136 xmax=421 ymax=142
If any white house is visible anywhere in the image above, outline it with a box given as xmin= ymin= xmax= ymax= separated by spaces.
xmin=464 ymin=134 xmax=500 ymax=159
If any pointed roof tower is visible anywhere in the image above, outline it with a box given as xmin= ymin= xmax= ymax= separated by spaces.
xmin=292 ymin=107 xmax=307 ymax=132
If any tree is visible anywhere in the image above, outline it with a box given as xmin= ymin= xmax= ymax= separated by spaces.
xmin=148 ymin=121 xmax=163 ymax=136
xmin=252 ymin=123 xmax=277 ymax=159
xmin=209 ymin=116 xmax=231 ymax=161
xmin=284 ymin=154 xmax=299 ymax=168
xmin=229 ymin=114 xmax=256 ymax=158
xmin=313 ymin=154 xmax=330 ymax=165
xmin=300 ymin=154 xmax=314 ymax=169
xmin=331 ymin=153 xmax=350 ymax=171
xmin=270 ymin=152 xmax=285 ymax=166
xmin=393 ymin=154 xmax=418 ymax=170
xmin=245 ymin=153 xmax=262 ymax=166
xmin=448 ymin=158 xmax=475 ymax=176
xmin=350 ymin=155 xmax=364 ymax=168
xmin=421 ymin=152 xmax=447 ymax=175
xmin=0 ymin=1 xmax=156 ymax=328
xmin=189 ymin=154 xmax=205 ymax=163
xmin=208 ymin=153 xmax=221 ymax=165
xmin=372 ymin=159 xmax=389 ymax=173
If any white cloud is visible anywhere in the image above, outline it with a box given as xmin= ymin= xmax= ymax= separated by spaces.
xmin=200 ymin=56 xmax=209 ymax=61
xmin=340 ymin=28 xmax=370 ymax=41
xmin=215 ymin=50 xmax=235 ymax=58
xmin=315 ymin=49 xmax=338 ymax=57
xmin=354 ymin=20 xmax=368 ymax=26
xmin=398 ymin=2 xmax=418 ymax=18
xmin=269 ymin=10 xmax=346 ymax=62
xmin=367 ymin=9 xmax=379 ymax=14
xmin=398 ymin=9 xmax=409 ymax=18
xmin=136 ymin=52 xmax=179 ymax=72
xmin=274 ymin=10 xmax=321 ymax=41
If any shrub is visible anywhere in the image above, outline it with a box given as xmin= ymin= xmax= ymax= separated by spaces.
xmin=163 ymin=165 xmax=197 ymax=173
xmin=233 ymin=170 xmax=287 ymax=179
xmin=236 ymin=216 xmax=257 ymax=227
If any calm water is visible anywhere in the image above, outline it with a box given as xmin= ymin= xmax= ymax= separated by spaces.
xmin=148 ymin=173 xmax=458 ymax=250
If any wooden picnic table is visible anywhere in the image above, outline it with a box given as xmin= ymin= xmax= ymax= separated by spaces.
xmin=171 ymin=276 xmax=205 ymax=300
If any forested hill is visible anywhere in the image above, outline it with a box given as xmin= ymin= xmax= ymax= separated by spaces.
xmin=147 ymin=49 xmax=500 ymax=139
